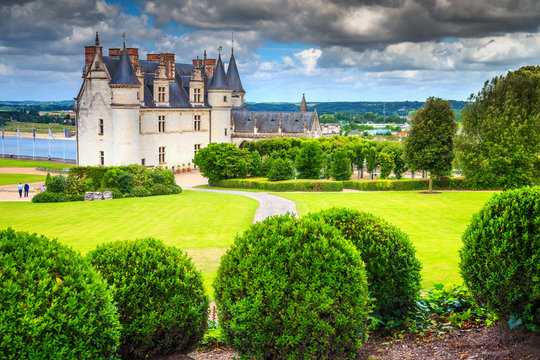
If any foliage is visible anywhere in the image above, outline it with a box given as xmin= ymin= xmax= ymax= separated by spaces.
xmin=307 ymin=208 xmax=422 ymax=323
xmin=0 ymin=228 xmax=120 ymax=359
xmin=342 ymin=178 xmax=469 ymax=191
xmin=404 ymin=97 xmax=457 ymax=190
xmin=193 ymin=143 xmax=250 ymax=181
xmin=214 ymin=214 xmax=370 ymax=359
xmin=378 ymin=152 xmax=395 ymax=179
xmin=46 ymin=175 xmax=67 ymax=193
xmin=248 ymin=150 xmax=263 ymax=177
xmin=45 ymin=172 xmax=51 ymax=187
xmin=88 ymin=238 xmax=209 ymax=359
xmin=31 ymin=191 xmax=67 ymax=203
xmin=101 ymin=169 xmax=135 ymax=194
xmin=386 ymin=142 xmax=408 ymax=179
xmin=268 ymin=157 xmax=295 ymax=181
xmin=329 ymin=149 xmax=352 ymax=181
xmin=459 ymin=187 xmax=540 ymax=331
xmin=455 ymin=66 xmax=540 ymax=189
xmin=364 ymin=146 xmax=378 ymax=179
xmin=295 ymin=141 xmax=325 ymax=179
xmin=209 ymin=178 xmax=343 ymax=192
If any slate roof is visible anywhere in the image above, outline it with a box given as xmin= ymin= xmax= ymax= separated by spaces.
xmin=109 ymin=48 xmax=140 ymax=86
xmin=232 ymin=111 xmax=317 ymax=133
xmin=208 ymin=55 xmax=231 ymax=90
xmin=226 ymin=51 xmax=244 ymax=93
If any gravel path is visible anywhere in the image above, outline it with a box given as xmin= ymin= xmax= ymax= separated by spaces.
xmin=184 ymin=187 xmax=297 ymax=223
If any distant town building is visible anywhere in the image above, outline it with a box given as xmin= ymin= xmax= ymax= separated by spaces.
xmin=75 ymin=33 xmax=327 ymax=167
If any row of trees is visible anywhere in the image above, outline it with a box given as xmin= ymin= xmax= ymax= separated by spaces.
xmin=0 ymin=109 xmax=72 ymax=126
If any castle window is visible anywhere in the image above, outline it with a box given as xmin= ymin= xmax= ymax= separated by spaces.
xmin=194 ymin=88 xmax=201 ymax=103
xmin=158 ymin=115 xmax=166 ymax=133
xmin=194 ymin=144 xmax=201 ymax=155
xmin=223 ymin=95 xmax=227 ymax=102
xmin=158 ymin=87 xmax=166 ymax=102
xmin=271 ymin=119 xmax=275 ymax=122
xmin=141 ymin=158 xmax=145 ymax=166
xmin=225 ymin=128 xmax=228 ymax=136
xmin=99 ymin=151 xmax=104 ymax=166
xmin=98 ymin=119 xmax=104 ymax=135
xmin=158 ymin=146 xmax=166 ymax=164
xmin=247 ymin=118 xmax=251 ymax=122
xmin=194 ymin=115 xmax=201 ymax=131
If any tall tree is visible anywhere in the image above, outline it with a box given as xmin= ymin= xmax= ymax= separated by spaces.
xmin=455 ymin=66 xmax=540 ymax=189
xmin=378 ymin=152 xmax=395 ymax=179
xmin=295 ymin=141 xmax=325 ymax=179
xmin=364 ymin=146 xmax=378 ymax=180
xmin=329 ymin=150 xmax=353 ymax=181
xmin=404 ymin=97 xmax=457 ymax=192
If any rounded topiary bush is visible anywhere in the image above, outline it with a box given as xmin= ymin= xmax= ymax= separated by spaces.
xmin=306 ymin=208 xmax=422 ymax=322
xmin=214 ymin=214 xmax=370 ymax=359
xmin=459 ymin=187 xmax=540 ymax=330
xmin=88 ymin=238 xmax=209 ymax=359
xmin=0 ymin=228 xmax=120 ymax=359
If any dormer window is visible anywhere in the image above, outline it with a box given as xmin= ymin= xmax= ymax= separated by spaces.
xmin=158 ymin=87 xmax=165 ymax=102
xmin=194 ymin=88 xmax=201 ymax=103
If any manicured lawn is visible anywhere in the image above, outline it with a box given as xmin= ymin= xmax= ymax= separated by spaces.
xmin=2 ymin=122 xmax=75 ymax=134
xmin=276 ymin=191 xmax=495 ymax=288
xmin=0 ymin=191 xmax=258 ymax=294
xmin=0 ymin=159 xmax=71 ymax=169
xmin=0 ymin=173 xmax=46 ymax=185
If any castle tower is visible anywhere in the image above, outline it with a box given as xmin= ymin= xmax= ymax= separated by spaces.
xmin=227 ymin=48 xmax=245 ymax=107
xmin=108 ymin=38 xmax=141 ymax=165
xmin=207 ymin=53 xmax=232 ymax=143
xmin=299 ymin=93 xmax=308 ymax=112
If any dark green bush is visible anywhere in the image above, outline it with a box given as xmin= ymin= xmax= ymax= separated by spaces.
xmin=31 ymin=191 xmax=66 ymax=203
xmin=306 ymin=208 xmax=422 ymax=323
xmin=208 ymin=178 xmax=343 ymax=192
xmin=101 ymin=187 xmax=123 ymax=199
xmin=149 ymin=183 xmax=172 ymax=196
xmin=88 ymin=238 xmax=209 ymax=359
xmin=65 ymin=193 xmax=84 ymax=202
xmin=214 ymin=215 xmax=370 ymax=359
xmin=268 ymin=157 xmax=295 ymax=181
xmin=46 ymin=175 xmax=67 ymax=193
xmin=329 ymin=150 xmax=353 ymax=181
xmin=149 ymin=167 xmax=175 ymax=186
xmin=459 ymin=187 xmax=540 ymax=331
xmin=168 ymin=184 xmax=182 ymax=194
xmin=130 ymin=186 xmax=151 ymax=197
xmin=0 ymin=228 xmax=120 ymax=358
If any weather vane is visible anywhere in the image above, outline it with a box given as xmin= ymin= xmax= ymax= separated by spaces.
xmin=122 ymin=32 xmax=126 ymax=47
xmin=218 ymin=46 xmax=222 ymax=55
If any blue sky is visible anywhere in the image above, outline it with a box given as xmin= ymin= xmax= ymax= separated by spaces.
xmin=1 ymin=0 xmax=540 ymax=102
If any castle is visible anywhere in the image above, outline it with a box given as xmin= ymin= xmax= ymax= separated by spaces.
xmin=74 ymin=33 xmax=331 ymax=167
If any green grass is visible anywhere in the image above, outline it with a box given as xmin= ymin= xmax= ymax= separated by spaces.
xmin=3 ymin=122 xmax=75 ymax=134
xmin=0 ymin=159 xmax=71 ymax=169
xmin=0 ymin=191 xmax=258 ymax=294
xmin=0 ymin=173 xmax=46 ymax=185
xmin=276 ymin=191 xmax=495 ymax=288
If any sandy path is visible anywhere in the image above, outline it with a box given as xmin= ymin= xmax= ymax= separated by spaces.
xmin=0 ymin=167 xmax=49 ymax=175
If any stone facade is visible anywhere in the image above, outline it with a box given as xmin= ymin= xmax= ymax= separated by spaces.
xmin=75 ymin=34 xmax=326 ymax=168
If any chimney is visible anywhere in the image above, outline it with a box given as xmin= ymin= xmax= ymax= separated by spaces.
xmin=127 ymin=48 xmax=139 ymax=68
xmin=193 ymin=58 xmax=203 ymax=68
xmin=204 ymin=58 xmax=216 ymax=78
xmin=108 ymin=48 xmax=121 ymax=57
xmin=147 ymin=53 xmax=175 ymax=80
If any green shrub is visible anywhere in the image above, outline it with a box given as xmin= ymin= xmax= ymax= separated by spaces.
xmin=0 ymin=228 xmax=120 ymax=359
xmin=168 ymin=184 xmax=182 ymax=194
xmin=66 ymin=193 xmax=84 ymax=202
xmin=31 ymin=191 xmax=66 ymax=203
xmin=149 ymin=183 xmax=172 ymax=196
xmin=149 ymin=167 xmax=175 ymax=186
xmin=130 ymin=186 xmax=151 ymax=197
xmin=102 ymin=187 xmax=123 ymax=199
xmin=329 ymin=149 xmax=352 ymax=181
xmin=342 ymin=177 xmax=470 ymax=191
xmin=46 ymin=175 xmax=67 ymax=193
xmin=295 ymin=141 xmax=325 ymax=179
xmin=459 ymin=187 xmax=540 ymax=331
xmin=214 ymin=215 xmax=370 ymax=359
xmin=88 ymin=238 xmax=209 ymax=359
xmin=268 ymin=157 xmax=295 ymax=181
xmin=193 ymin=142 xmax=250 ymax=181
xmin=307 ymin=208 xmax=422 ymax=323
xmin=208 ymin=178 xmax=343 ymax=192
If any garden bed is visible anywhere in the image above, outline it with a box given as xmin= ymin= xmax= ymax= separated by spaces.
xmin=209 ymin=178 xmax=343 ymax=192
xmin=343 ymin=177 xmax=472 ymax=191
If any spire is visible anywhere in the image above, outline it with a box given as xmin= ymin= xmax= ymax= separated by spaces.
xmin=109 ymin=37 xmax=140 ymax=86
xmin=227 ymin=48 xmax=245 ymax=93
xmin=95 ymin=31 xmax=100 ymax=47
xmin=208 ymin=54 xmax=231 ymax=90
xmin=299 ymin=93 xmax=308 ymax=112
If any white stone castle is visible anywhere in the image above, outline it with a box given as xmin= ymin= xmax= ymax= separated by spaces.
xmin=74 ymin=33 xmax=333 ymax=167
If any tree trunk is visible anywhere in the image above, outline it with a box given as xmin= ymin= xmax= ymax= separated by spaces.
xmin=428 ymin=174 xmax=433 ymax=193
xmin=357 ymin=165 xmax=361 ymax=179
xmin=361 ymin=167 xmax=364 ymax=179
xmin=411 ymin=171 xmax=415 ymax=179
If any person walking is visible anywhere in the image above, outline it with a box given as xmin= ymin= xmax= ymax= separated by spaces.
xmin=24 ymin=183 xmax=29 ymax=197
xmin=17 ymin=183 xmax=23 ymax=198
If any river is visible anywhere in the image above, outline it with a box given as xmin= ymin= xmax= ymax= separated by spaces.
xmin=1 ymin=136 xmax=76 ymax=160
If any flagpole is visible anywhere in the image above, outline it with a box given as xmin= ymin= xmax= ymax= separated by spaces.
xmin=48 ymin=128 xmax=51 ymax=161
xmin=63 ymin=129 xmax=66 ymax=163
xmin=17 ymin=128 xmax=19 ymax=159
xmin=32 ymin=127 xmax=35 ymax=160
xmin=1 ymin=126 xmax=4 ymax=158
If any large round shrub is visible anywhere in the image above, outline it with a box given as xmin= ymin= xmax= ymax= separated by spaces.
xmin=88 ymin=238 xmax=209 ymax=359
xmin=0 ymin=228 xmax=120 ymax=359
xmin=268 ymin=157 xmax=295 ymax=181
xmin=214 ymin=215 xmax=370 ymax=359
xmin=459 ymin=187 xmax=540 ymax=330
xmin=307 ymin=208 xmax=422 ymax=322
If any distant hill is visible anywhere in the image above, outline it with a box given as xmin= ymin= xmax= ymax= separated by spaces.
xmin=0 ymin=99 xmax=469 ymax=116
xmin=247 ymin=100 xmax=468 ymax=116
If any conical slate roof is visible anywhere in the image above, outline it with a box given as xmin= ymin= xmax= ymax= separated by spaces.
xmin=109 ymin=46 xmax=140 ymax=86
xmin=208 ymin=55 xmax=231 ymax=90
xmin=299 ymin=93 xmax=308 ymax=111
xmin=227 ymin=50 xmax=244 ymax=93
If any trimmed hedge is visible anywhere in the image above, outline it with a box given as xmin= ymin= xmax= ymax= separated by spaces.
xmin=209 ymin=178 xmax=343 ymax=192
xmin=0 ymin=228 xmax=120 ymax=359
xmin=88 ymin=238 xmax=209 ymax=359
xmin=214 ymin=215 xmax=370 ymax=359
xmin=306 ymin=208 xmax=422 ymax=323
xmin=460 ymin=187 xmax=540 ymax=331
xmin=32 ymin=191 xmax=84 ymax=203
xmin=343 ymin=177 xmax=469 ymax=191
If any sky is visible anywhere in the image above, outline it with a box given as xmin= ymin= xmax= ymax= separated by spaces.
xmin=1 ymin=0 xmax=540 ymax=103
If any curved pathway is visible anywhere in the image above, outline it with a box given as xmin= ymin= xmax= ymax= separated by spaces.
xmin=185 ymin=187 xmax=297 ymax=223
